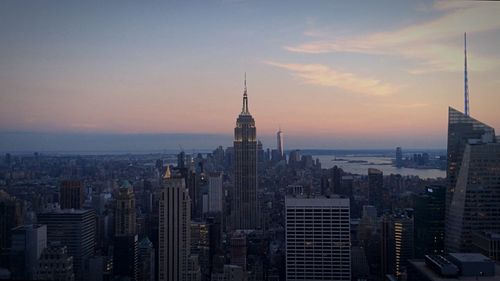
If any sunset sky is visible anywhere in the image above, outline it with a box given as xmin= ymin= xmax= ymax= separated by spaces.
xmin=1 ymin=1 xmax=500 ymax=151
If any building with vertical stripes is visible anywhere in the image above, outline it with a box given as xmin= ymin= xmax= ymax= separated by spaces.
xmin=285 ymin=195 xmax=351 ymax=281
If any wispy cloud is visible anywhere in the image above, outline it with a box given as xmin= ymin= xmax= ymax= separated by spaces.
xmin=265 ymin=61 xmax=398 ymax=96
xmin=285 ymin=1 xmax=500 ymax=73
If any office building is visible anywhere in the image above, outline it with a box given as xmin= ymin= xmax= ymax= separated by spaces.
xmin=415 ymin=185 xmax=446 ymax=257
xmin=230 ymin=231 xmax=247 ymax=271
xmin=114 ymin=180 xmax=136 ymax=236
xmin=158 ymin=167 xmax=191 ymax=281
xmin=232 ymin=77 xmax=259 ymax=230
xmin=286 ymin=195 xmax=351 ymax=281
xmin=191 ymin=221 xmax=210 ymax=280
xmin=113 ymin=235 xmax=138 ymax=281
xmin=88 ymin=256 xmax=113 ymax=281
xmin=396 ymin=147 xmax=403 ymax=167
xmin=208 ymin=172 xmax=223 ymax=213
xmin=381 ymin=211 xmax=414 ymax=278
xmin=0 ymin=190 xmax=23 ymax=253
xmin=138 ymin=238 xmax=155 ymax=281
xmin=472 ymin=232 xmax=500 ymax=262
xmin=37 ymin=209 xmax=95 ymax=281
xmin=113 ymin=180 xmax=138 ymax=280
xmin=368 ymin=168 xmax=384 ymax=212
xmin=36 ymin=242 xmax=75 ymax=281
xmin=445 ymin=109 xmax=500 ymax=252
xmin=408 ymin=253 xmax=500 ymax=281
xmin=60 ymin=180 xmax=85 ymax=209
xmin=9 ymin=224 xmax=47 ymax=280
xmin=445 ymin=107 xmax=495 ymax=221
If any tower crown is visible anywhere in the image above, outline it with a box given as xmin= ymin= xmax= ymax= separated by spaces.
xmin=241 ymin=73 xmax=250 ymax=115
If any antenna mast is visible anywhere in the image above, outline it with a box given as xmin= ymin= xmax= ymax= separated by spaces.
xmin=464 ymin=32 xmax=469 ymax=116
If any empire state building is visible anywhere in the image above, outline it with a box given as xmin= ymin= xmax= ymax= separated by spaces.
xmin=232 ymin=76 xmax=259 ymax=230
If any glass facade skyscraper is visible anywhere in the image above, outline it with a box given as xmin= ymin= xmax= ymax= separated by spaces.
xmin=445 ymin=107 xmax=500 ymax=252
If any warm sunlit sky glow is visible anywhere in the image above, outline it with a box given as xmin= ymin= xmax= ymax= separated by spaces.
xmin=1 ymin=0 xmax=500 ymax=151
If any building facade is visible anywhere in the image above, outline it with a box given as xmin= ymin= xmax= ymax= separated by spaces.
xmin=232 ymin=78 xmax=259 ymax=230
xmin=158 ymin=168 xmax=191 ymax=281
xmin=9 ymin=224 xmax=47 ymax=280
xmin=60 ymin=180 xmax=85 ymax=209
xmin=37 ymin=209 xmax=95 ymax=281
xmin=285 ymin=196 xmax=351 ymax=281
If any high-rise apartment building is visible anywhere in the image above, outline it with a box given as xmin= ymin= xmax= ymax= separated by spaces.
xmin=232 ymin=77 xmax=258 ymax=230
xmin=445 ymin=107 xmax=500 ymax=253
xmin=158 ymin=167 xmax=191 ymax=281
xmin=60 ymin=180 xmax=84 ymax=209
xmin=285 ymin=195 xmax=351 ymax=281
xmin=37 ymin=209 xmax=95 ymax=281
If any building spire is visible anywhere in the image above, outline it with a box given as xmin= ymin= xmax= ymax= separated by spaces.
xmin=464 ymin=32 xmax=469 ymax=116
xmin=242 ymin=72 xmax=249 ymax=114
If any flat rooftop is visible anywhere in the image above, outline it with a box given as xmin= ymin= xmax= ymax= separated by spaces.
xmin=449 ymin=253 xmax=495 ymax=263
xmin=285 ymin=195 xmax=349 ymax=207
xmin=409 ymin=260 xmax=500 ymax=281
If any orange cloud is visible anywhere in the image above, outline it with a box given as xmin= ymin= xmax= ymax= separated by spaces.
xmin=265 ymin=61 xmax=398 ymax=96
xmin=285 ymin=1 xmax=500 ymax=73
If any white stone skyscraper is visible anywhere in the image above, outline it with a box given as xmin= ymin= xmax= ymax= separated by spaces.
xmin=232 ymin=76 xmax=259 ymax=230
xmin=285 ymin=195 xmax=351 ymax=281
xmin=158 ymin=167 xmax=191 ymax=281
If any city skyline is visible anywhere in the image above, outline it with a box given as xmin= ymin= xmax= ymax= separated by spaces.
xmin=1 ymin=1 xmax=500 ymax=150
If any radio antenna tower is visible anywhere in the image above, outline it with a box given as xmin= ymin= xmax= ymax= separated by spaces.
xmin=464 ymin=32 xmax=469 ymax=116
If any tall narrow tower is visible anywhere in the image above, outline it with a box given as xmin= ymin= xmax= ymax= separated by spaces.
xmin=277 ymin=128 xmax=284 ymax=159
xmin=158 ymin=167 xmax=191 ymax=281
xmin=232 ymin=74 xmax=259 ymax=230
xmin=464 ymin=32 xmax=469 ymax=116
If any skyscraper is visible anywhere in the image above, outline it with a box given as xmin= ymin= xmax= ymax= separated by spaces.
xmin=37 ymin=209 xmax=95 ymax=281
xmin=368 ymin=168 xmax=384 ymax=212
xmin=445 ymin=107 xmax=495 ymax=215
xmin=414 ymin=185 xmax=445 ymax=257
xmin=60 ymin=180 xmax=84 ymax=209
xmin=138 ymin=238 xmax=155 ymax=281
xmin=208 ymin=172 xmax=223 ymax=213
xmin=113 ymin=181 xmax=138 ymax=280
xmin=35 ymin=242 xmax=75 ymax=281
xmin=395 ymin=147 xmax=403 ymax=168
xmin=158 ymin=167 xmax=191 ymax=281
xmin=445 ymin=107 xmax=499 ymax=252
xmin=9 ymin=224 xmax=47 ymax=280
xmin=0 ymin=190 xmax=23 ymax=253
xmin=381 ymin=211 xmax=414 ymax=279
xmin=277 ymin=128 xmax=284 ymax=159
xmin=285 ymin=195 xmax=351 ymax=281
xmin=114 ymin=180 xmax=137 ymax=236
xmin=232 ymin=76 xmax=258 ymax=230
